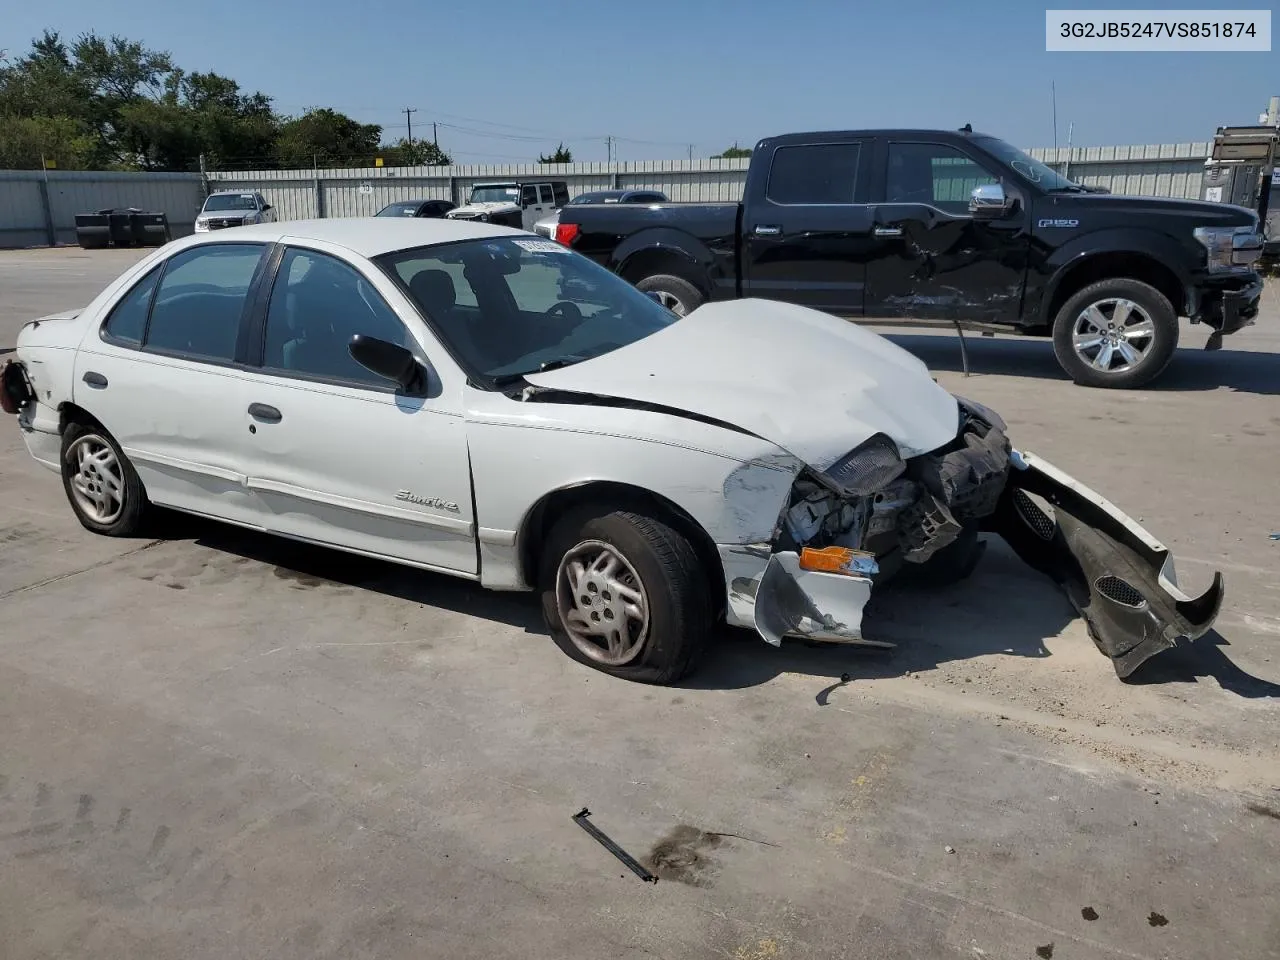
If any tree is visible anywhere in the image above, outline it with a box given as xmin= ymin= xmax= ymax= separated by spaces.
xmin=712 ymin=143 xmax=752 ymax=159
xmin=0 ymin=114 xmax=97 ymax=169
xmin=538 ymin=142 xmax=573 ymax=164
xmin=379 ymin=137 xmax=452 ymax=166
xmin=274 ymin=108 xmax=381 ymax=167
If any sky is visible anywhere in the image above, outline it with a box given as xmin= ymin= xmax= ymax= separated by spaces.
xmin=3 ymin=0 xmax=1276 ymax=164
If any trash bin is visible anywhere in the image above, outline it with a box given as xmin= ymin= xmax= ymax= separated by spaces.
xmin=130 ymin=211 xmax=170 ymax=247
xmin=73 ymin=213 xmax=111 ymax=249
xmin=106 ymin=208 xmax=136 ymax=248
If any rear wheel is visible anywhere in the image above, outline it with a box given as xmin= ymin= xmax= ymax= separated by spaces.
xmin=1051 ymin=278 xmax=1179 ymax=389
xmin=636 ymin=274 xmax=705 ymax=317
xmin=60 ymin=421 xmax=149 ymax=536
xmin=539 ymin=507 xmax=712 ymax=684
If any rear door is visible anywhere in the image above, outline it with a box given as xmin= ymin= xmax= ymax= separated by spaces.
xmin=71 ymin=241 xmax=269 ymax=526
xmin=863 ymin=138 xmax=1029 ymax=323
xmin=740 ymin=139 xmax=873 ymax=315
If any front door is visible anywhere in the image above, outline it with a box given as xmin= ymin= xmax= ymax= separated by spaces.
xmin=741 ymin=140 xmax=873 ymax=316
xmin=71 ymin=242 xmax=268 ymax=527
xmin=520 ymin=184 xmax=548 ymax=231
xmin=864 ymin=140 xmax=1030 ymax=324
xmin=235 ymin=242 xmax=477 ymax=574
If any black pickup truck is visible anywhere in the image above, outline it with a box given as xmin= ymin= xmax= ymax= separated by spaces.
xmin=554 ymin=127 xmax=1266 ymax=388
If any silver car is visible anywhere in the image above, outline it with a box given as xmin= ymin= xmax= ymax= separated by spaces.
xmin=533 ymin=189 xmax=669 ymax=238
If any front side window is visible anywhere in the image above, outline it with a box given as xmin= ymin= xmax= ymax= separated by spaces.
xmin=521 ymin=186 xmax=538 ymax=206
xmin=380 ymin=238 xmax=678 ymax=386
xmin=766 ymin=143 xmax=862 ymax=204
xmin=262 ymin=247 xmax=411 ymax=388
xmin=144 ymin=243 xmax=264 ymax=361
xmin=886 ymin=143 xmax=999 ymax=214
xmin=102 ymin=265 xmax=162 ymax=346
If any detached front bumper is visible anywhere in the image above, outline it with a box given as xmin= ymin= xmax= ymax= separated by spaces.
xmin=722 ymin=450 xmax=1224 ymax=679
xmin=1193 ymin=275 xmax=1263 ymax=339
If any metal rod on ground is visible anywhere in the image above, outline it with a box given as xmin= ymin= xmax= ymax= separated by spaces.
xmin=572 ymin=808 xmax=657 ymax=883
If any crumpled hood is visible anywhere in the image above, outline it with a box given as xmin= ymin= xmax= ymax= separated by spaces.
xmin=524 ymin=298 xmax=960 ymax=469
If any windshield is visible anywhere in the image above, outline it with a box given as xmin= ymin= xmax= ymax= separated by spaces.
xmin=469 ymin=185 xmax=520 ymax=204
xmin=973 ymin=137 xmax=1082 ymax=191
xmin=204 ymin=194 xmax=258 ymax=212
xmin=377 ymin=237 xmax=679 ymax=386
xmin=377 ymin=202 xmax=419 ymax=217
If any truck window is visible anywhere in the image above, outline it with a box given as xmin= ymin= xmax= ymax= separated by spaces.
xmin=553 ymin=182 xmax=569 ymax=206
xmin=538 ymin=184 xmax=554 ymax=204
xmin=766 ymin=143 xmax=861 ymax=204
xmin=885 ymin=143 xmax=998 ymax=215
xmin=521 ymin=186 xmax=538 ymax=206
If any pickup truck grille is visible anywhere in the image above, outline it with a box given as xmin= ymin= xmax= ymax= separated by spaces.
xmin=449 ymin=212 xmax=479 ymax=220
xmin=206 ymin=218 xmax=242 ymax=230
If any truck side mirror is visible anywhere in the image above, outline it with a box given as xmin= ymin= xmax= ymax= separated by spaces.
xmin=969 ymin=183 xmax=1013 ymax=219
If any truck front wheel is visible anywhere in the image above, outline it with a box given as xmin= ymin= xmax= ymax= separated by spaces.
xmin=636 ymin=274 xmax=705 ymax=317
xmin=1051 ymin=278 xmax=1179 ymax=389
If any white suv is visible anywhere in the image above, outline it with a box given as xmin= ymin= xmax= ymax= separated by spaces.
xmin=446 ymin=181 xmax=569 ymax=232
xmin=194 ymin=191 xmax=277 ymax=233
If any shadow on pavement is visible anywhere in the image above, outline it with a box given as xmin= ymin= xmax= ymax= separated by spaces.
xmin=150 ymin=512 xmax=1278 ymax=699
xmin=884 ymin=332 xmax=1280 ymax=397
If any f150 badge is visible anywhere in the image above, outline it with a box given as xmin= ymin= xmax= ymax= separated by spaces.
xmin=396 ymin=490 xmax=460 ymax=512
xmin=1037 ymin=218 xmax=1080 ymax=228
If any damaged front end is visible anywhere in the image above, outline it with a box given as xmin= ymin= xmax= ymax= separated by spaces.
xmin=747 ymin=400 xmax=1224 ymax=679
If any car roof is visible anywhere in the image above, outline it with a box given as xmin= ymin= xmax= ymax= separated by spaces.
xmin=172 ymin=217 xmax=527 ymax=258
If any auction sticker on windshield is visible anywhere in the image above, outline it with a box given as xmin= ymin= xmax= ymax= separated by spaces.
xmin=513 ymin=239 xmax=569 ymax=254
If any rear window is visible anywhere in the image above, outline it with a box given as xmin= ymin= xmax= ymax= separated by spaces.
xmin=766 ymin=143 xmax=862 ymax=204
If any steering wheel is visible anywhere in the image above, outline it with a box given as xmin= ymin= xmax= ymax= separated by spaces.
xmin=545 ymin=301 xmax=584 ymax=323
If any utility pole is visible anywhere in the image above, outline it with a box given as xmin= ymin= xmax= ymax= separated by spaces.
xmin=433 ymin=121 xmax=438 ymax=146
xmin=688 ymin=144 xmax=693 ymax=161
xmin=606 ymin=135 xmax=614 ymax=163
xmin=403 ymin=106 xmax=418 ymax=148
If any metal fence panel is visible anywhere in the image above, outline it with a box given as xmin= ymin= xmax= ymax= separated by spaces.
xmin=0 ymin=173 xmax=49 ymax=248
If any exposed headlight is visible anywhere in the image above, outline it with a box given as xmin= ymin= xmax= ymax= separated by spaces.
xmin=955 ymin=395 xmax=1006 ymax=432
xmin=1194 ymin=225 xmax=1263 ymax=271
xmin=193 ymin=221 xmax=209 ymax=232
xmin=820 ymin=433 xmax=905 ymax=497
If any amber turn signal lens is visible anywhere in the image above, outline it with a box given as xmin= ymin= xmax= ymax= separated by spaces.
xmin=799 ymin=546 xmax=858 ymax=573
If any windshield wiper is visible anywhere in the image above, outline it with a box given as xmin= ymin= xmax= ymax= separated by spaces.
xmin=491 ymin=355 xmax=587 ymax=387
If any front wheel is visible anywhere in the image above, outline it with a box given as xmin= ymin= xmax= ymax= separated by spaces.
xmin=60 ymin=421 xmax=149 ymax=536
xmin=539 ymin=508 xmax=712 ymax=684
xmin=1051 ymin=278 xmax=1179 ymax=389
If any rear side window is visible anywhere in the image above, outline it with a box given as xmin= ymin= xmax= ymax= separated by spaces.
xmin=102 ymin=265 xmax=162 ymax=346
xmin=144 ymin=244 xmax=264 ymax=362
xmin=766 ymin=143 xmax=862 ymax=204
xmin=538 ymin=184 xmax=553 ymax=204
xmin=553 ymin=183 xmax=569 ymax=206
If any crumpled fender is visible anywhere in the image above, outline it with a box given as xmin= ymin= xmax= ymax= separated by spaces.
xmin=986 ymin=451 xmax=1225 ymax=678
xmin=752 ymin=551 xmax=889 ymax=648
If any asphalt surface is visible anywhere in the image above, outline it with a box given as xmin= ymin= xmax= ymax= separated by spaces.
xmin=2 ymin=246 xmax=1279 ymax=960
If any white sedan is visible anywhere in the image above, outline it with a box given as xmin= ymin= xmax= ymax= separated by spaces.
xmin=1 ymin=219 xmax=1224 ymax=683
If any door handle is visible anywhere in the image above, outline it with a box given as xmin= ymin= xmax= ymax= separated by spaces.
xmin=82 ymin=371 xmax=108 ymax=388
xmin=753 ymin=224 xmax=782 ymax=237
xmin=874 ymin=226 xmax=904 ymax=237
xmin=248 ymin=402 xmax=282 ymax=423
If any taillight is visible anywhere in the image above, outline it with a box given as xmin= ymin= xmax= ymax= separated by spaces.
xmin=554 ymin=222 xmax=580 ymax=246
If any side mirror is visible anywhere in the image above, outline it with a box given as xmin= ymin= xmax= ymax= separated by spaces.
xmin=349 ymin=335 xmax=423 ymax=392
xmin=969 ymin=183 xmax=1013 ymax=218
xmin=262 ymin=203 xmax=272 ymax=211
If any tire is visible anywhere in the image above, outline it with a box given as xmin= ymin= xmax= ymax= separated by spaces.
xmin=539 ymin=507 xmax=713 ymax=684
xmin=60 ymin=420 xmax=149 ymax=536
xmin=636 ymin=274 xmax=705 ymax=317
xmin=1051 ymin=278 xmax=1179 ymax=389
xmin=898 ymin=527 xmax=987 ymax=587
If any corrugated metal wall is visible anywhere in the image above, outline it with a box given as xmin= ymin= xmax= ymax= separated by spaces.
xmin=208 ymin=146 xmax=1212 ymax=216
xmin=0 ymin=142 xmax=1218 ymax=247
xmin=0 ymin=170 xmax=206 ymax=248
